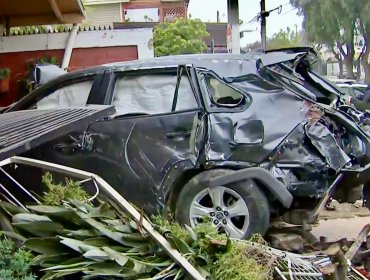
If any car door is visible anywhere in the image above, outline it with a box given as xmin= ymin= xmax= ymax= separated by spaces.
xmin=19 ymin=72 xmax=111 ymax=173
xmin=83 ymin=66 xmax=205 ymax=213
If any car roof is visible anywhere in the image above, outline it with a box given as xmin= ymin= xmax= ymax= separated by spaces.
xmin=56 ymin=51 xmax=307 ymax=84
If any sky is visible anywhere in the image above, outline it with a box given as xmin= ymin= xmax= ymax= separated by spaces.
xmin=187 ymin=0 xmax=303 ymax=47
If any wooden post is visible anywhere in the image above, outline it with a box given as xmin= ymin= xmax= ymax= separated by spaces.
xmin=322 ymin=245 xmax=348 ymax=280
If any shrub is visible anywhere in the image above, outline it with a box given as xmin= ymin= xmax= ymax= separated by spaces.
xmin=0 ymin=236 xmax=35 ymax=280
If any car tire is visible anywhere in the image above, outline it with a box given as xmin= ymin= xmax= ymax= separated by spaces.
xmin=175 ymin=169 xmax=270 ymax=239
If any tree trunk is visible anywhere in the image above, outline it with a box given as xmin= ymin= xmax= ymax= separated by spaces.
xmin=344 ymin=55 xmax=355 ymax=79
xmin=356 ymin=59 xmax=362 ymax=81
xmin=336 ymin=41 xmax=355 ymax=79
xmin=361 ymin=30 xmax=370 ymax=83
xmin=338 ymin=58 xmax=344 ymax=78
xmin=362 ymin=50 xmax=370 ymax=83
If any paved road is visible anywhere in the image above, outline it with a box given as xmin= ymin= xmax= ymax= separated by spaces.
xmin=312 ymin=217 xmax=370 ymax=241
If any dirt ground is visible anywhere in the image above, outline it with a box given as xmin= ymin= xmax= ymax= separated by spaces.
xmin=311 ymin=200 xmax=370 ymax=241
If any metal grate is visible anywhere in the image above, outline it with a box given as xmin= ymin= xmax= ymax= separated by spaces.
xmin=245 ymin=243 xmax=367 ymax=280
xmin=163 ymin=7 xmax=185 ymax=22
xmin=0 ymin=106 xmax=114 ymax=161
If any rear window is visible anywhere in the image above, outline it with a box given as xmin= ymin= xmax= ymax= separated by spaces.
xmin=36 ymin=80 xmax=93 ymax=109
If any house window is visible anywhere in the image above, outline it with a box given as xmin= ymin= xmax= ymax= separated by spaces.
xmin=124 ymin=8 xmax=160 ymax=22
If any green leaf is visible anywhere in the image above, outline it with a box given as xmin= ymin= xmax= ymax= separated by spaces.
xmin=167 ymin=235 xmax=192 ymax=255
xmin=113 ymin=224 xmax=134 ymax=233
xmin=63 ymin=229 xmax=98 ymax=239
xmin=80 ymin=216 xmax=140 ymax=247
xmin=102 ymin=219 xmax=124 ymax=227
xmin=68 ymin=199 xmax=92 ymax=214
xmin=12 ymin=213 xmax=51 ymax=223
xmin=41 ymin=269 xmax=85 ymax=280
xmin=32 ymin=253 xmax=73 ymax=266
xmin=42 ymin=261 xmax=93 ymax=271
xmin=133 ymin=261 xmax=146 ymax=273
xmin=59 ymin=236 xmax=100 ymax=254
xmin=27 ymin=205 xmax=69 ymax=214
xmin=83 ymin=249 xmax=109 ymax=262
xmin=84 ymin=237 xmax=117 ymax=247
xmin=0 ymin=230 xmax=27 ymax=242
xmin=82 ymin=261 xmax=124 ymax=276
xmin=25 ymin=237 xmax=67 ymax=254
xmin=89 ymin=202 xmax=117 ymax=219
xmin=0 ymin=201 xmax=27 ymax=216
xmin=41 ymin=271 xmax=65 ymax=280
xmin=102 ymin=247 xmax=129 ymax=266
xmin=13 ymin=221 xmax=63 ymax=237
xmin=27 ymin=204 xmax=91 ymax=229
xmin=185 ymin=224 xmax=197 ymax=241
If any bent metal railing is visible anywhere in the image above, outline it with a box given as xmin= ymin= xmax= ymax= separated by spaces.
xmin=0 ymin=156 xmax=206 ymax=280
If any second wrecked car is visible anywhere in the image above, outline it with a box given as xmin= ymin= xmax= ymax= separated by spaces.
xmin=2 ymin=50 xmax=370 ymax=239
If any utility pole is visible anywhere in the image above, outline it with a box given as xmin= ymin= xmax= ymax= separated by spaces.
xmin=227 ymin=0 xmax=240 ymax=54
xmin=260 ymin=0 xmax=267 ymax=50
xmin=259 ymin=2 xmax=282 ymax=50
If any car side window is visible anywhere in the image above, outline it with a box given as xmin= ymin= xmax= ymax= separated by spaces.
xmin=112 ymin=72 xmax=198 ymax=116
xmin=204 ymin=75 xmax=245 ymax=107
xmin=36 ymin=80 xmax=94 ymax=109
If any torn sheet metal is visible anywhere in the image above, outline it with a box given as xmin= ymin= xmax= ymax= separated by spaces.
xmin=205 ymin=79 xmax=308 ymax=163
xmin=305 ymin=122 xmax=351 ymax=171
xmin=259 ymin=51 xmax=306 ymax=67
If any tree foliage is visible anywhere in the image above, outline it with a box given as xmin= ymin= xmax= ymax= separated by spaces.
xmin=0 ymin=236 xmax=35 ymax=280
xmin=290 ymin=0 xmax=370 ymax=80
xmin=357 ymin=0 xmax=370 ymax=82
xmin=267 ymin=27 xmax=304 ymax=50
xmin=153 ymin=18 xmax=209 ymax=56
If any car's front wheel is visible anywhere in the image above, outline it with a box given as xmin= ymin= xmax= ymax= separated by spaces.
xmin=175 ymin=169 xmax=270 ymax=239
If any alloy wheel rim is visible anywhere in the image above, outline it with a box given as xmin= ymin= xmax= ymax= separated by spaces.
xmin=189 ymin=186 xmax=250 ymax=239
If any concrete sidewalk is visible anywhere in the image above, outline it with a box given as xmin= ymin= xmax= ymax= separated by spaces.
xmin=312 ymin=200 xmax=370 ymax=241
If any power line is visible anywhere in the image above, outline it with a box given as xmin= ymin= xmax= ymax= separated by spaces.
xmin=281 ymin=7 xmax=297 ymax=16
xmin=241 ymin=1 xmax=292 ymax=27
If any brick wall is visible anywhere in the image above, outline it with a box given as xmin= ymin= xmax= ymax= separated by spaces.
xmin=69 ymin=46 xmax=138 ymax=70
xmin=0 ymin=46 xmax=138 ymax=106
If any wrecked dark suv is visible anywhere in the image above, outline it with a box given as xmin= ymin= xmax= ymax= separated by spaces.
xmin=2 ymin=49 xmax=370 ymax=239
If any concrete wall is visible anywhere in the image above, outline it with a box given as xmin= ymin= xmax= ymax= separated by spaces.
xmin=0 ymin=28 xmax=153 ymax=58
xmin=327 ymin=62 xmax=340 ymax=77
xmin=0 ymin=28 xmax=154 ymax=105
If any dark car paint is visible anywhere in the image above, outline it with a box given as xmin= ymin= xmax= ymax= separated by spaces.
xmin=5 ymin=52 xmax=370 ymax=219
